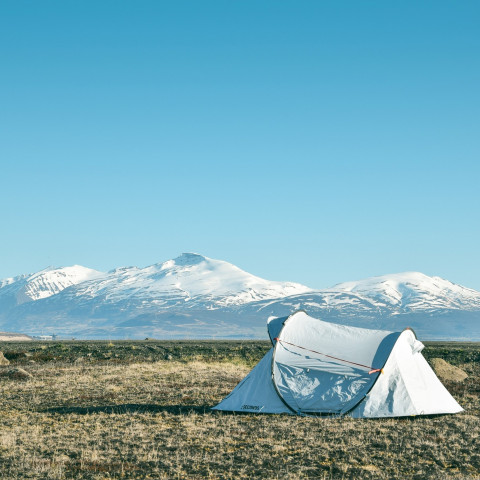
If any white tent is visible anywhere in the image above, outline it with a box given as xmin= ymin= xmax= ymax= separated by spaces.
xmin=213 ymin=311 xmax=463 ymax=417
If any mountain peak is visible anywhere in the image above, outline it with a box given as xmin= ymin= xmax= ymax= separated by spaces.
xmin=173 ymin=253 xmax=207 ymax=266
xmin=333 ymin=271 xmax=468 ymax=292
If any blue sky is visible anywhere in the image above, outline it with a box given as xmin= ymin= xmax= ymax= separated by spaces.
xmin=1 ymin=1 xmax=479 ymax=289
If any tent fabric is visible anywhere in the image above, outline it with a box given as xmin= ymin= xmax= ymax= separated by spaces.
xmin=350 ymin=329 xmax=463 ymax=418
xmin=212 ymin=348 xmax=290 ymax=414
xmin=267 ymin=315 xmax=288 ymax=344
xmin=213 ymin=311 xmax=463 ymax=418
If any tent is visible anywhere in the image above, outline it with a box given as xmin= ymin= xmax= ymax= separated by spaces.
xmin=213 ymin=311 xmax=463 ymax=417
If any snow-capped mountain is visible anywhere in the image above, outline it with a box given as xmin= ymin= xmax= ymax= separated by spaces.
xmin=332 ymin=272 xmax=480 ymax=312
xmin=0 ymin=254 xmax=479 ymax=340
xmin=0 ymin=265 xmax=103 ymax=307
xmin=54 ymin=253 xmax=312 ymax=309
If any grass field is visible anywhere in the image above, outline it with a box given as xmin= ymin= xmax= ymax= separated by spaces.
xmin=0 ymin=340 xmax=478 ymax=479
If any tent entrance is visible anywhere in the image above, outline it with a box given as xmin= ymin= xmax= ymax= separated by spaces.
xmin=273 ymin=343 xmax=378 ymax=414
xmin=271 ymin=311 xmax=396 ymax=415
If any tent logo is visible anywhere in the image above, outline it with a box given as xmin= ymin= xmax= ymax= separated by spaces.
xmin=241 ymin=404 xmax=263 ymax=411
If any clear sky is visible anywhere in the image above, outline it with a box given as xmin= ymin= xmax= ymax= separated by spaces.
xmin=1 ymin=1 xmax=479 ymax=290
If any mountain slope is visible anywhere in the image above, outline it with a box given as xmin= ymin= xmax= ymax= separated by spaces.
xmin=331 ymin=272 xmax=480 ymax=312
xmin=0 ymin=265 xmax=103 ymax=308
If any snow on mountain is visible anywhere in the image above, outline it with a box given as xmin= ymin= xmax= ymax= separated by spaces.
xmin=0 ymin=255 xmax=479 ymax=339
xmin=0 ymin=266 xmax=104 ymax=306
xmin=53 ymin=253 xmax=312 ymax=309
xmin=330 ymin=272 xmax=480 ymax=312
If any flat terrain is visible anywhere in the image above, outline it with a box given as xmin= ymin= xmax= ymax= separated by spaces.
xmin=0 ymin=340 xmax=478 ymax=479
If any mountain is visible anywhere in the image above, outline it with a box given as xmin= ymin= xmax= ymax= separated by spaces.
xmin=332 ymin=272 xmax=480 ymax=312
xmin=0 ymin=254 xmax=479 ymax=340
xmin=53 ymin=253 xmax=312 ymax=308
xmin=239 ymin=272 xmax=480 ymax=340
xmin=0 ymin=265 xmax=103 ymax=308
xmin=0 ymin=254 xmax=311 ymax=338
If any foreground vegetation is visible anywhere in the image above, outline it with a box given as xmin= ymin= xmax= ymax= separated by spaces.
xmin=0 ymin=340 xmax=478 ymax=479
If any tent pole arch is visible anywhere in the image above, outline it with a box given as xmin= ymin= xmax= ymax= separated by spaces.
xmin=270 ymin=311 xmax=303 ymax=414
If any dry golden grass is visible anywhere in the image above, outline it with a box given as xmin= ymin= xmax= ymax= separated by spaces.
xmin=0 ymin=341 xmax=478 ymax=479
